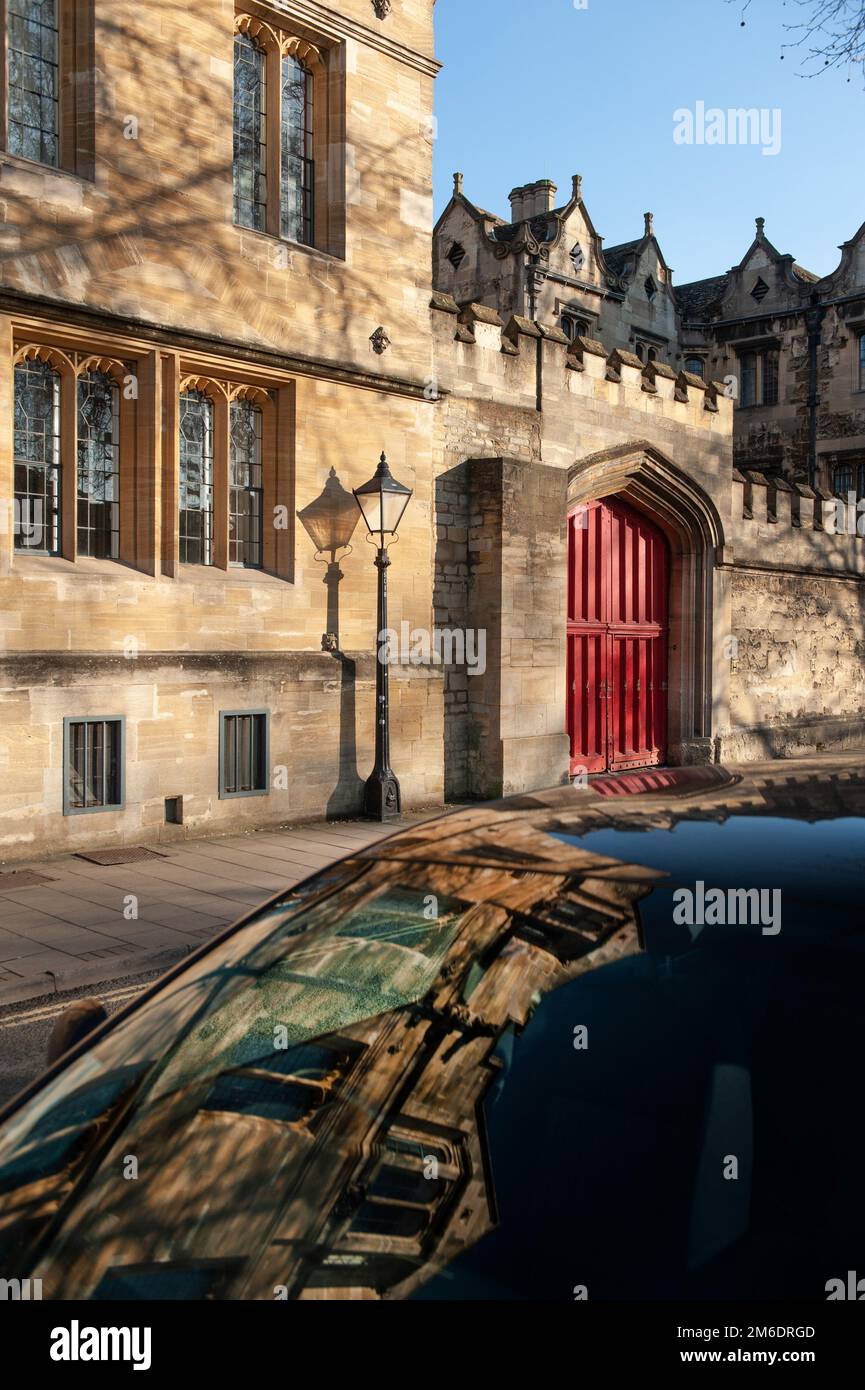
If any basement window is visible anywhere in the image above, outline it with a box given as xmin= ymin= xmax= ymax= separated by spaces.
xmin=63 ymin=718 xmax=124 ymax=815
xmin=446 ymin=241 xmax=466 ymax=270
xmin=219 ymin=710 xmax=269 ymax=798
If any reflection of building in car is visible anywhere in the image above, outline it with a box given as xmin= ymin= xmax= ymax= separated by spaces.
xmin=0 ymin=831 xmax=658 ymax=1299
xmin=0 ymin=759 xmax=863 ymax=1300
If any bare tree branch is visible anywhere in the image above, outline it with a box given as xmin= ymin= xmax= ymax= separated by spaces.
xmin=726 ymin=0 xmax=865 ymax=85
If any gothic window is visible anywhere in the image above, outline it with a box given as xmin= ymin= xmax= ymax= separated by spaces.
xmin=280 ymin=53 xmax=314 ymax=244
xmin=635 ymin=341 xmax=658 ymax=364
xmin=233 ymin=32 xmax=267 ymax=232
xmin=645 ymin=275 xmax=658 ymax=301
xmin=13 ymin=358 xmax=61 ymax=553
xmin=570 ymin=243 xmax=585 ymax=274
xmin=6 ymin=0 xmax=59 ymax=166
xmin=233 ymin=18 xmax=319 ymax=249
xmin=229 ymin=398 xmax=263 ymax=567
xmin=77 ymin=370 xmax=120 ymax=559
xmin=179 ymin=390 xmax=215 ymax=565
xmin=560 ymin=314 xmax=589 ymax=342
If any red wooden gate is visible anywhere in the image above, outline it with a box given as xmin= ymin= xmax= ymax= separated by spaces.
xmin=567 ymin=497 xmax=669 ymax=774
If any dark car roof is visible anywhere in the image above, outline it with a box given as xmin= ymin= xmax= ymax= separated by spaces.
xmin=349 ymin=756 xmax=865 ymax=881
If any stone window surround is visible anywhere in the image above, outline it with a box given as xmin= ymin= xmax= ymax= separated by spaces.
xmin=734 ymin=340 xmax=781 ymax=409
xmin=234 ymin=9 xmax=336 ymax=257
xmin=62 ymin=714 xmax=125 ymax=816
xmin=9 ymin=330 xmax=296 ymax=582
xmin=0 ymin=0 xmax=96 ymax=179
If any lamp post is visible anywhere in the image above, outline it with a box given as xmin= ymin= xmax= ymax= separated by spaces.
xmin=353 ymin=452 xmax=413 ymax=821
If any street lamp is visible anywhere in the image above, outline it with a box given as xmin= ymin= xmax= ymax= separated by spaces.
xmin=353 ymin=452 xmax=413 ymax=820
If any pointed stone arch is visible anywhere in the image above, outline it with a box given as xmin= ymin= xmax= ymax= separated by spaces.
xmin=568 ymin=441 xmax=728 ymax=765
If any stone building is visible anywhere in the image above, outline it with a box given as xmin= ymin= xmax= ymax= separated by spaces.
xmin=435 ymin=175 xmax=865 ymax=489
xmin=0 ymin=0 xmax=864 ymax=865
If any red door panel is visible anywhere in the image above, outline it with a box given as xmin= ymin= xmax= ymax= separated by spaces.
xmin=568 ymin=630 xmax=607 ymax=774
xmin=567 ymin=497 xmax=669 ymax=775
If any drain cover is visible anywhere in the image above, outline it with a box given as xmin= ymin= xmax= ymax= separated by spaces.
xmin=0 ymin=870 xmax=56 ymax=889
xmin=74 ymin=847 xmax=169 ymax=866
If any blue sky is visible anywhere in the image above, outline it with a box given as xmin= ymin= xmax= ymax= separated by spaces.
xmin=433 ymin=0 xmax=865 ymax=285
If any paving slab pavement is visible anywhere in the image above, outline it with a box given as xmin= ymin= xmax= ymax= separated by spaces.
xmin=0 ymin=810 xmax=444 ymax=1006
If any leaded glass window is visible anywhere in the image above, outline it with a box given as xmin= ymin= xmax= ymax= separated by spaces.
xmin=859 ymin=333 xmax=865 ymax=391
xmin=77 ymin=371 xmax=120 ymax=559
xmin=233 ymin=33 xmax=267 ymax=232
xmin=13 ymin=358 xmax=60 ymax=553
xmin=280 ymin=54 xmax=313 ymax=245
xmin=229 ymin=399 xmax=263 ymax=567
xmin=7 ymin=0 xmax=59 ymax=167
xmin=179 ymin=390 xmax=214 ymax=566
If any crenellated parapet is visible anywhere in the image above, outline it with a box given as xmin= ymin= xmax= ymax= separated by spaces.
xmin=430 ymin=293 xmax=732 ymax=433
xmin=730 ymin=467 xmax=865 ymax=575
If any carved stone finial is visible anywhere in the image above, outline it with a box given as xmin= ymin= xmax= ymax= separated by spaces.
xmin=370 ymin=326 xmax=391 ymax=355
xmin=372 ymin=0 xmax=392 ymax=18
xmin=453 ymin=171 xmax=464 ymax=197
xmin=572 ymin=174 xmax=582 ymax=202
xmin=644 ymin=211 xmax=653 ymax=238
xmin=756 ymin=216 xmax=765 ymax=236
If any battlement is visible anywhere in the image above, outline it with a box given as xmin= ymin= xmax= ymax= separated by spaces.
xmin=731 ymin=468 xmax=865 ymax=575
xmin=430 ymin=294 xmax=733 ymax=434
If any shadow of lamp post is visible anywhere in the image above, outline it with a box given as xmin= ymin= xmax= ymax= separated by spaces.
xmin=297 ymin=468 xmax=360 ymax=651
xmin=353 ymin=452 xmax=413 ymax=821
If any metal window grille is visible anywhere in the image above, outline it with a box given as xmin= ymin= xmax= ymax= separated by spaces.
xmin=221 ymin=712 xmax=268 ymax=796
xmin=65 ymin=719 xmax=122 ymax=812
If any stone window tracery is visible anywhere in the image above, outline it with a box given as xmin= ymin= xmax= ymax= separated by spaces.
xmin=233 ymin=14 xmax=322 ymax=249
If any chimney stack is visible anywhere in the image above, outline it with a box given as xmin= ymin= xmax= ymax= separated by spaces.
xmin=508 ymin=185 xmax=527 ymax=222
xmin=509 ymin=180 xmax=558 ymax=222
xmin=524 ymin=179 xmax=558 ymax=218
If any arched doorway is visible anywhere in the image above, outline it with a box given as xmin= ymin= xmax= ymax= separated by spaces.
xmin=568 ymin=497 xmax=669 ymax=774
xmin=567 ymin=442 xmax=728 ymax=772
